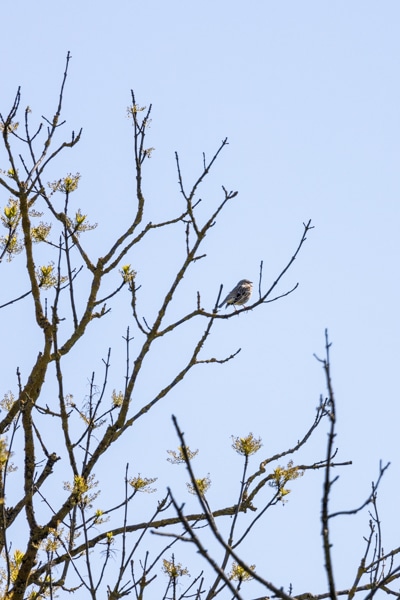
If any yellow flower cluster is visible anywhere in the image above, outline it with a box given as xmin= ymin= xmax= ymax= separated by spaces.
xmin=269 ymin=460 xmax=304 ymax=499
xmin=186 ymin=475 xmax=211 ymax=496
xmin=229 ymin=561 xmax=255 ymax=582
xmin=162 ymin=558 xmax=189 ymax=579
xmin=231 ymin=433 xmax=262 ymax=457
xmin=128 ymin=475 xmax=157 ymax=493
xmin=63 ymin=473 xmax=99 ymax=506
xmin=166 ymin=445 xmax=199 ymax=464
xmin=120 ymin=264 xmax=137 ymax=288
xmin=50 ymin=173 xmax=81 ymax=193
xmin=36 ymin=263 xmax=67 ymax=289
xmin=112 ymin=390 xmax=124 ymax=407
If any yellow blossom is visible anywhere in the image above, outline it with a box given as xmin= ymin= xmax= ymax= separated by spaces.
xmin=112 ymin=390 xmax=124 ymax=407
xmin=7 ymin=168 xmax=18 ymax=179
xmin=64 ymin=473 xmax=99 ymax=505
xmin=61 ymin=173 xmax=81 ymax=193
xmin=106 ymin=531 xmax=114 ymax=545
xmin=229 ymin=561 xmax=255 ymax=582
xmin=0 ymin=437 xmax=11 ymax=467
xmin=120 ymin=264 xmax=137 ymax=287
xmin=31 ymin=222 xmax=51 ymax=242
xmin=0 ymin=233 xmax=23 ymax=260
xmin=187 ymin=475 xmax=211 ymax=496
xmin=127 ymin=104 xmax=146 ymax=117
xmin=162 ymin=557 xmax=189 ymax=579
xmin=36 ymin=263 xmax=67 ymax=288
xmin=231 ymin=433 xmax=262 ymax=457
xmin=94 ymin=509 xmax=108 ymax=525
xmin=269 ymin=460 xmax=304 ymax=500
xmin=0 ymin=391 xmax=16 ymax=412
xmin=3 ymin=201 xmax=19 ymax=224
xmin=9 ymin=549 xmax=24 ymax=582
xmin=128 ymin=475 xmax=157 ymax=493
xmin=167 ymin=445 xmax=199 ymax=464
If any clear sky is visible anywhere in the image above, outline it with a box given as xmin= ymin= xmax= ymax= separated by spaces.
xmin=1 ymin=1 xmax=400 ymax=597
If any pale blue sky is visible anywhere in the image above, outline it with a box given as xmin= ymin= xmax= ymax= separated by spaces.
xmin=1 ymin=1 xmax=400 ymax=597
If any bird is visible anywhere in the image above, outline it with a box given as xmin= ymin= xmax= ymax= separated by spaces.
xmin=218 ymin=279 xmax=253 ymax=309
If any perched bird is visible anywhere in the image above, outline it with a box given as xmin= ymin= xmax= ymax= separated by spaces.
xmin=219 ymin=279 xmax=253 ymax=309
